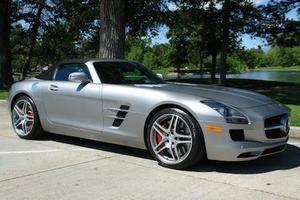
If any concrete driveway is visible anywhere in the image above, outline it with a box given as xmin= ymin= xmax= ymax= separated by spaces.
xmin=1 ymin=101 xmax=300 ymax=200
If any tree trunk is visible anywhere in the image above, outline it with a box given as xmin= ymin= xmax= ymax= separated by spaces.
xmin=99 ymin=0 xmax=125 ymax=59
xmin=0 ymin=0 xmax=13 ymax=88
xmin=20 ymin=1 xmax=45 ymax=80
xmin=211 ymin=51 xmax=217 ymax=80
xmin=176 ymin=65 xmax=180 ymax=80
xmin=219 ymin=0 xmax=230 ymax=85
xmin=199 ymin=51 xmax=203 ymax=79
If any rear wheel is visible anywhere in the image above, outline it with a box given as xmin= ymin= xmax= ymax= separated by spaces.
xmin=11 ymin=95 xmax=44 ymax=139
xmin=146 ymin=108 xmax=206 ymax=169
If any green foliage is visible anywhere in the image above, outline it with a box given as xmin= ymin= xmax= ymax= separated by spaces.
xmin=263 ymin=46 xmax=300 ymax=67
xmin=239 ymin=48 xmax=264 ymax=69
xmin=126 ymin=0 xmax=167 ymax=36
xmin=5 ymin=0 xmax=300 ymax=80
xmin=227 ymin=54 xmax=246 ymax=72
xmin=257 ymin=0 xmax=299 ymax=47
xmin=125 ymin=37 xmax=174 ymax=73
xmin=125 ymin=35 xmax=300 ymax=74
xmin=125 ymin=36 xmax=149 ymax=62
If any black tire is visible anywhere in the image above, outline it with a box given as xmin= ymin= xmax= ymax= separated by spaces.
xmin=146 ymin=108 xmax=206 ymax=169
xmin=11 ymin=95 xmax=44 ymax=139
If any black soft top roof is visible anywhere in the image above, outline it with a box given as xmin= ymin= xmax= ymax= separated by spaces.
xmin=54 ymin=58 xmax=130 ymax=66
xmin=37 ymin=59 xmax=136 ymax=80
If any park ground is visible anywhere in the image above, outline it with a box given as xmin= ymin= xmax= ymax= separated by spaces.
xmin=252 ymin=66 xmax=300 ymax=71
xmin=1 ymin=100 xmax=300 ymax=200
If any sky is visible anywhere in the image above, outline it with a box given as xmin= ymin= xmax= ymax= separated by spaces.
xmin=151 ymin=0 xmax=299 ymax=49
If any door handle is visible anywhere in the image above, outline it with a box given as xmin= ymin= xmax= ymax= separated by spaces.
xmin=48 ymin=84 xmax=59 ymax=91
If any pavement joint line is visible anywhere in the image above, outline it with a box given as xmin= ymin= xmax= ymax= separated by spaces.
xmin=110 ymin=157 xmax=300 ymax=200
xmin=0 ymin=155 xmax=120 ymax=183
xmin=29 ymin=140 xmax=84 ymax=151
xmin=0 ymin=148 xmax=97 ymax=155
xmin=0 ymin=134 xmax=95 ymax=152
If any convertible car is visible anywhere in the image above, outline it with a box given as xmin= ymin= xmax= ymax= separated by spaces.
xmin=8 ymin=59 xmax=290 ymax=169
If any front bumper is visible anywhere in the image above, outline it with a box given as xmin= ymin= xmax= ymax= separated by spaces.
xmin=204 ymin=136 xmax=288 ymax=161
xmin=199 ymin=103 xmax=290 ymax=161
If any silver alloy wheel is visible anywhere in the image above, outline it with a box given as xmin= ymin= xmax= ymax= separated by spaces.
xmin=150 ymin=114 xmax=193 ymax=164
xmin=12 ymin=99 xmax=35 ymax=136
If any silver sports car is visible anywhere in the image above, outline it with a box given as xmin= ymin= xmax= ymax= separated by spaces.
xmin=8 ymin=59 xmax=290 ymax=169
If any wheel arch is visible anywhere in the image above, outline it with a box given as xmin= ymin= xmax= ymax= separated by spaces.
xmin=143 ymin=103 xmax=202 ymax=148
xmin=10 ymin=92 xmax=34 ymax=111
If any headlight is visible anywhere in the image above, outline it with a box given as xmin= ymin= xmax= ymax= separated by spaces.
xmin=201 ymin=100 xmax=250 ymax=124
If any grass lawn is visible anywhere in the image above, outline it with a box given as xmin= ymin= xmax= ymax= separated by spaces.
xmin=0 ymin=89 xmax=8 ymax=100
xmin=13 ymin=72 xmax=40 ymax=81
xmin=153 ymin=67 xmax=175 ymax=75
xmin=253 ymin=66 xmax=300 ymax=71
xmin=168 ymin=78 xmax=300 ymax=126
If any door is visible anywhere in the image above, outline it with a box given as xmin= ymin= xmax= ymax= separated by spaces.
xmin=42 ymin=63 xmax=102 ymax=134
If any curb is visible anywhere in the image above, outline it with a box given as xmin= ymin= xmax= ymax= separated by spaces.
xmin=290 ymin=126 xmax=300 ymax=139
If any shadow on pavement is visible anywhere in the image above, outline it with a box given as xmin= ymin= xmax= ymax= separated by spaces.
xmin=41 ymin=133 xmax=152 ymax=160
xmin=41 ymin=134 xmax=300 ymax=174
xmin=189 ymin=144 xmax=300 ymax=174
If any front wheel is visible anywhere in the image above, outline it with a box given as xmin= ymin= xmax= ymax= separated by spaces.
xmin=11 ymin=95 xmax=44 ymax=139
xmin=146 ymin=108 xmax=206 ymax=169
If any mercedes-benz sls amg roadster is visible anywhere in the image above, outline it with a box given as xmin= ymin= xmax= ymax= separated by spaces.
xmin=8 ymin=59 xmax=290 ymax=169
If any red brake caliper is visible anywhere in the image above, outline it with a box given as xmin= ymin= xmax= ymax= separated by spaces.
xmin=27 ymin=110 xmax=33 ymax=126
xmin=156 ymin=132 xmax=163 ymax=144
xmin=155 ymin=122 xmax=166 ymax=147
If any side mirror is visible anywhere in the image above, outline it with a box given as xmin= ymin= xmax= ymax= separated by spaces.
xmin=156 ymin=73 xmax=164 ymax=80
xmin=68 ymin=72 xmax=90 ymax=83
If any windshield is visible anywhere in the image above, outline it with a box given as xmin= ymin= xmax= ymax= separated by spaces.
xmin=93 ymin=61 xmax=165 ymax=84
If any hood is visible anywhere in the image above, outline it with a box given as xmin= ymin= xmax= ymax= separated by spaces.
xmin=135 ymin=82 xmax=278 ymax=109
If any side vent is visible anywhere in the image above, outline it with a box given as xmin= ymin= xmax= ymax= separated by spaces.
xmin=120 ymin=105 xmax=130 ymax=110
xmin=111 ymin=105 xmax=130 ymax=127
xmin=112 ymin=119 xmax=123 ymax=127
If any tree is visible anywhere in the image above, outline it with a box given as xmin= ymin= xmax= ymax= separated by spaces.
xmin=125 ymin=36 xmax=149 ymax=62
xmin=20 ymin=0 xmax=46 ymax=80
xmin=238 ymin=48 xmax=264 ymax=69
xmin=219 ymin=0 xmax=230 ymax=85
xmin=167 ymin=0 xmax=259 ymax=83
xmin=263 ymin=46 xmax=300 ymax=67
xmin=0 ymin=0 xmax=14 ymax=88
xmin=205 ymin=1 xmax=222 ymax=80
xmin=99 ymin=0 xmax=166 ymax=59
xmin=169 ymin=0 xmax=222 ymax=80
xmin=258 ymin=0 xmax=299 ymax=47
xmin=99 ymin=0 xmax=125 ymax=58
xmin=166 ymin=10 xmax=191 ymax=79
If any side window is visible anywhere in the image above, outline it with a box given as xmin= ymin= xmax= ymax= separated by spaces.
xmin=37 ymin=66 xmax=56 ymax=80
xmin=95 ymin=63 xmax=123 ymax=84
xmin=54 ymin=63 xmax=92 ymax=81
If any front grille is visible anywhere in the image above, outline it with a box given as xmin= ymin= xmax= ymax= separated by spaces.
xmin=264 ymin=114 xmax=289 ymax=139
xmin=265 ymin=129 xmax=288 ymax=139
xmin=264 ymin=114 xmax=286 ymax=127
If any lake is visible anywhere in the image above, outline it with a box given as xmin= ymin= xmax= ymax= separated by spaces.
xmin=228 ymin=71 xmax=300 ymax=83
xmin=168 ymin=71 xmax=300 ymax=84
